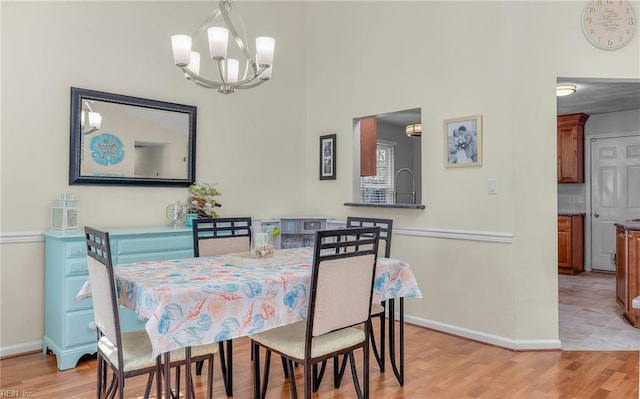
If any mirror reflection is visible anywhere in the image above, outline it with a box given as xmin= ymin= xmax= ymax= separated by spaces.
xmin=353 ymin=108 xmax=422 ymax=205
xmin=70 ymin=88 xmax=196 ymax=186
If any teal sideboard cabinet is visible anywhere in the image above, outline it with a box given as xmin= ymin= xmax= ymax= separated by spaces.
xmin=43 ymin=227 xmax=193 ymax=370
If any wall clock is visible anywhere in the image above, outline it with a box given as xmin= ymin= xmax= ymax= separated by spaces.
xmin=581 ymin=0 xmax=637 ymax=50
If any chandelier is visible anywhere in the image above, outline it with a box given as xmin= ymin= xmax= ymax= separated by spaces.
xmin=171 ymin=0 xmax=275 ymax=95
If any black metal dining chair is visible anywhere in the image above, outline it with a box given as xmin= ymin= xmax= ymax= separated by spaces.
xmin=192 ymin=217 xmax=252 ymax=397
xmin=85 ymin=226 xmax=217 ymax=399
xmin=313 ymin=216 xmax=394 ymax=391
xmin=250 ymin=226 xmax=381 ymax=399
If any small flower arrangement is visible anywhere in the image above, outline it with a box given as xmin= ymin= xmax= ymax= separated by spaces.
xmin=187 ymin=183 xmax=222 ymax=217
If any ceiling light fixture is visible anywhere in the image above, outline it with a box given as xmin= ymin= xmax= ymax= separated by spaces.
xmin=171 ymin=0 xmax=275 ymax=95
xmin=556 ymin=85 xmax=577 ymax=96
xmin=405 ymin=123 xmax=422 ymax=137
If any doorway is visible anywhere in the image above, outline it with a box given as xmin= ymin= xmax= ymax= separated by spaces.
xmin=589 ymin=134 xmax=640 ymax=272
xmin=557 ymin=77 xmax=640 ymax=349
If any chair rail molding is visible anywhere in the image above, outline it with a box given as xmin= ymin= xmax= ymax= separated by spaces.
xmin=395 ymin=227 xmax=513 ymax=244
xmin=0 ymin=231 xmax=45 ymax=244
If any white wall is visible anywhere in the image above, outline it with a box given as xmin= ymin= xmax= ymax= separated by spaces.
xmin=0 ymin=1 xmax=308 ymax=352
xmin=302 ymin=0 xmax=639 ymax=346
xmin=1 ymin=1 xmax=639 ymax=355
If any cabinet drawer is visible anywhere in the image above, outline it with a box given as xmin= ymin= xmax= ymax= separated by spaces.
xmin=65 ymin=310 xmax=96 ymax=347
xmin=65 ymin=258 xmax=88 ymax=277
xmin=115 ymin=235 xmax=192 ymax=256
xmin=116 ymin=249 xmax=194 ymax=265
xmin=65 ymin=276 xmax=92 ymax=312
xmin=65 ymin=242 xmax=87 ymax=259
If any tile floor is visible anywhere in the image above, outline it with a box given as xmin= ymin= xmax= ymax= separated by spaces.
xmin=559 ymin=271 xmax=640 ymax=350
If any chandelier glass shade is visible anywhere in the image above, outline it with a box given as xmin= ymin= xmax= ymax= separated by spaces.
xmin=171 ymin=0 xmax=275 ymax=94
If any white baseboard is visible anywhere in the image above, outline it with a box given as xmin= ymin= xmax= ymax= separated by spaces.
xmin=403 ymin=314 xmax=562 ymax=351
xmin=0 ymin=317 xmax=562 ymax=359
xmin=0 ymin=340 xmax=42 ymax=358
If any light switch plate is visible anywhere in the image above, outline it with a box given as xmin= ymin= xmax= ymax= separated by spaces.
xmin=488 ymin=178 xmax=497 ymax=194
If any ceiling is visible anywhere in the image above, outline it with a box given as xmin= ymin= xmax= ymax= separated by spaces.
xmin=376 ymin=79 xmax=640 ymax=126
xmin=557 ymin=78 xmax=640 ymax=116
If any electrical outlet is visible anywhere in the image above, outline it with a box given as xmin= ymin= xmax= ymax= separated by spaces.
xmin=578 ymin=196 xmax=584 ymax=204
xmin=569 ymin=196 xmax=575 ymax=203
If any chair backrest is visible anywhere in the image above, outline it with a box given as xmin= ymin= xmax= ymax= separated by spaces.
xmin=192 ymin=217 xmax=252 ymax=256
xmin=84 ymin=226 xmax=122 ymax=353
xmin=307 ymin=227 xmax=380 ymax=339
xmin=346 ymin=216 xmax=393 ymax=258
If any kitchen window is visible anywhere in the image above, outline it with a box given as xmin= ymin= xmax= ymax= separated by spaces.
xmin=360 ymin=141 xmax=395 ymax=204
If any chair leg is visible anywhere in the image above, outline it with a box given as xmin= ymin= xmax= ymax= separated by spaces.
xmin=312 ymin=361 xmax=326 ymax=392
xmin=253 ymin=343 xmax=261 ymax=399
xmin=118 ymin=373 xmax=125 ymax=399
xmin=281 ymin=356 xmax=289 ymax=379
xmin=105 ymin=371 xmax=117 ymax=399
xmin=156 ymin=357 xmax=162 ymax=399
xmin=253 ymin=342 xmax=273 ymax=399
xmin=287 ymin=360 xmax=298 ymax=399
xmin=369 ymin=315 xmax=385 ymax=372
xmin=96 ymin=354 xmax=103 ymax=398
xmin=304 ymin=363 xmax=313 ymax=399
xmin=196 ymin=360 xmax=204 ymax=375
xmin=348 ymin=352 xmax=364 ymax=399
xmin=202 ymin=355 xmax=212 ymax=399
xmin=334 ymin=354 xmax=348 ymax=388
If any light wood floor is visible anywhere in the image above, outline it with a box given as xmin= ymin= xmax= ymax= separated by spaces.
xmin=1 ymin=323 xmax=638 ymax=399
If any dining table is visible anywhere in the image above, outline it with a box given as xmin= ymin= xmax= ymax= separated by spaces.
xmin=77 ymin=247 xmax=423 ymax=397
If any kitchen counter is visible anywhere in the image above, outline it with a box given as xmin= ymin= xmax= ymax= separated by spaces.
xmin=558 ymin=211 xmax=586 ymax=216
xmin=614 ymin=220 xmax=640 ymax=231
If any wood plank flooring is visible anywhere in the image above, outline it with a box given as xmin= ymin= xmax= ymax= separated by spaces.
xmin=1 ymin=323 xmax=638 ymax=398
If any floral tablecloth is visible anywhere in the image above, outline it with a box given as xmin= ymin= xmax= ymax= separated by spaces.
xmin=77 ymin=247 xmax=422 ymax=359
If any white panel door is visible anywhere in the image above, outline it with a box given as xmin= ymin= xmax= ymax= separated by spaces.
xmin=590 ymin=135 xmax=640 ymax=271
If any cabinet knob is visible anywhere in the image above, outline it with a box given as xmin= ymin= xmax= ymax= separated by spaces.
xmin=593 ymin=213 xmax=600 ymax=218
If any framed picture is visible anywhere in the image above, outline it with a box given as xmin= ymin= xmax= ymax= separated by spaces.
xmin=444 ymin=114 xmax=482 ymax=167
xmin=319 ymin=134 xmax=336 ymax=180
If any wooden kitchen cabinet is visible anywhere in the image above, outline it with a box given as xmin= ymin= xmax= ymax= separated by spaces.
xmin=558 ymin=214 xmax=584 ymax=275
xmin=360 ymin=117 xmax=377 ymax=177
xmin=557 ymin=113 xmax=589 ymax=183
xmin=615 ymin=223 xmax=640 ymax=328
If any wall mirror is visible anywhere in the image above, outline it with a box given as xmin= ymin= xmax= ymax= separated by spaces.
xmin=69 ymin=87 xmax=197 ymax=186
xmin=351 ymin=108 xmax=423 ymax=206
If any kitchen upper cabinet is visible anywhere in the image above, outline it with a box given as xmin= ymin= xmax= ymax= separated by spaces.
xmin=558 ymin=214 xmax=584 ymax=275
xmin=615 ymin=223 xmax=640 ymax=328
xmin=360 ymin=117 xmax=377 ymax=177
xmin=557 ymin=113 xmax=589 ymax=183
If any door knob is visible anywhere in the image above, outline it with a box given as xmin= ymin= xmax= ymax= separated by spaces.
xmin=594 ymin=213 xmax=600 ymax=218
